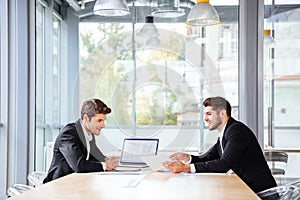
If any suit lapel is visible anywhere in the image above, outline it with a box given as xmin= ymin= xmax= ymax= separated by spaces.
xmin=75 ymin=119 xmax=88 ymax=156
xmin=221 ymin=117 xmax=235 ymax=154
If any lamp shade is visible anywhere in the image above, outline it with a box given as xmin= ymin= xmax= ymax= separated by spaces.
xmin=264 ymin=29 xmax=276 ymax=48
xmin=152 ymin=7 xmax=185 ymax=18
xmin=186 ymin=0 xmax=220 ymax=26
xmin=93 ymin=0 xmax=130 ymax=16
xmin=138 ymin=16 xmax=159 ymax=37
xmin=151 ymin=0 xmax=185 ymax=18
xmin=145 ymin=36 xmax=163 ymax=48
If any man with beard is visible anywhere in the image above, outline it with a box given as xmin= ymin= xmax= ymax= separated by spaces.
xmin=163 ymin=96 xmax=277 ymax=194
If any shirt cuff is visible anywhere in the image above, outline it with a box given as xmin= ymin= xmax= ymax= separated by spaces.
xmin=190 ymin=164 xmax=196 ymax=173
xmin=181 ymin=155 xmax=192 ymax=164
xmin=187 ymin=155 xmax=192 ymax=164
xmin=101 ymin=162 xmax=106 ymax=171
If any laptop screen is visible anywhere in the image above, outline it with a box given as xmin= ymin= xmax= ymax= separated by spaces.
xmin=120 ymin=138 xmax=159 ymax=165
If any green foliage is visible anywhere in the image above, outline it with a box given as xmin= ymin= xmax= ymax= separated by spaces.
xmin=80 ymin=31 xmax=96 ymax=54
xmin=79 ymin=23 xmax=184 ymax=126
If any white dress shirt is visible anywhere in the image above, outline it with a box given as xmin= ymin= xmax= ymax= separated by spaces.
xmin=81 ymin=122 xmax=93 ymax=160
xmin=190 ymin=122 xmax=227 ymax=173
xmin=80 ymin=122 xmax=106 ymax=169
xmin=219 ymin=124 xmax=226 ymax=154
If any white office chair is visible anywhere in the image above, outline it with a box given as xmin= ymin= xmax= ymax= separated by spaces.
xmin=257 ymin=184 xmax=300 ymax=200
xmin=27 ymin=171 xmax=47 ymax=187
xmin=264 ymin=151 xmax=288 ymax=185
xmin=290 ymin=179 xmax=300 ymax=187
xmin=7 ymin=184 xmax=33 ymax=197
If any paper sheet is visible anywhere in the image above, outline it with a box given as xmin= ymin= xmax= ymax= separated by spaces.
xmin=140 ymin=153 xmax=171 ymax=171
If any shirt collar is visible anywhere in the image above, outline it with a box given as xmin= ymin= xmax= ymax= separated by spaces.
xmin=219 ymin=122 xmax=227 ymax=139
xmin=80 ymin=120 xmax=93 ymax=142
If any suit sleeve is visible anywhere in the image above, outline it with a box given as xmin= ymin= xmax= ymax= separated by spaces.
xmin=191 ymin=142 xmax=220 ymax=163
xmin=193 ymin=124 xmax=252 ymax=173
xmin=58 ymin=130 xmax=104 ymax=173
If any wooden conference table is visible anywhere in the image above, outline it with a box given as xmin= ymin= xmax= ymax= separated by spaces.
xmin=9 ymin=170 xmax=260 ymax=200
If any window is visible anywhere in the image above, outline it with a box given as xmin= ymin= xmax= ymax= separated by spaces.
xmin=52 ymin=16 xmax=61 ymax=126
xmin=263 ymin=0 xmax=300 ymax=179
xmin=33 ymin=0 xmax=300 ymax=180
xmin=0 ymin=5 xmax=6 ymax=198
xmin=35 ymin=2 xmax=63 ymax=171
xmin=79 ymin=1 xmax=239 ymax=151
xmin=263 ymin=1 xmax=300 ymax=148
xmin=35 ymin=2 xmax=45 ymax=171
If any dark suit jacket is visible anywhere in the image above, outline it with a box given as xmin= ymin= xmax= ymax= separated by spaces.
xmin=43 ymin=119 xmax=106 ymax=183
xmin=191 ymin=117 xmax=277 ymax=193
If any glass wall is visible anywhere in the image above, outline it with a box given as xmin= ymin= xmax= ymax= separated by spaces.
xmin=263 ymin=0 xmax=300 ymax=178
xmin=264 ymin=0 xmax=300 ymax=148
xmin=33 ymin=0 xmax=300 ymax=180
xmin=35 ymin=1 xmax=63 ymax=171
xmin=52 ymin=16 xmax=61 ymax=128
xmin=78 ymin=1 xmax=239 ymax=153
xmin=0 ymin=8 xmax=4 ymax=200
xmin=35 ymin=2 xmax=45 ymax=171
xmin=0 ymin=3 xmax=8 ymax=198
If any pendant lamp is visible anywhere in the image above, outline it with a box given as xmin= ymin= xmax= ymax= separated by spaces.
xmin=139 ymin=16 xmax=159 ymax=37
xmin=145 ymin=37 xmax=163 ymax=48
xmin=186 ymin=0 xmax=220 ymax=26
xmin=151 ymin=0 xmax=185 ymax=18
xmin=93 ymin=0 xmax=130 ymax=16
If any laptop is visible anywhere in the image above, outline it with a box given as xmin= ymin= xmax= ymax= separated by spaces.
xmin=119 ymin=138 xmax=159 ymax=168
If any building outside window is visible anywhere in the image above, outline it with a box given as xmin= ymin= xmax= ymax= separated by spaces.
xmin=263 ymin=0 xmax=300 ymax=178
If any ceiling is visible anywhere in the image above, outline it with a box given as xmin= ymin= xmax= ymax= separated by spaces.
xmin=61 ymin=0 xmax=300 ymax=23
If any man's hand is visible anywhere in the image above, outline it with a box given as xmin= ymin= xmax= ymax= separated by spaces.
xmin=163 ymin=161 xmax=191 ymax=173
xmin=105 ymin=156 xmax=119 ymax=171
xmin=169 ymin=152 xmax=190 ymax=163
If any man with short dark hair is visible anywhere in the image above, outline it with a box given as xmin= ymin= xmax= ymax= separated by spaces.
xmin=43 ymin=98 xmax=119 ymax=183
xmin=163 ymin=96 xmax=277 ymax=193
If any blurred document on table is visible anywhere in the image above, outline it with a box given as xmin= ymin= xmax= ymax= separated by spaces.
xmin=141 ymin=153 xmax=170 ymax=171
